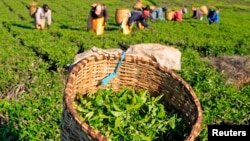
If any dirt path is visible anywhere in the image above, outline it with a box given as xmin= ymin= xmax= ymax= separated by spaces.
xmin=207 ymin=55 xmax=250 ymax=89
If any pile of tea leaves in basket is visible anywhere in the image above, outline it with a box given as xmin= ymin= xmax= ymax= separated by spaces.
xmin=74 ymin=87 xmax=189 ymax=141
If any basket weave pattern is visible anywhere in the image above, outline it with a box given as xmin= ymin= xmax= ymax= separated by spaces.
xmin=61 ymin=54 xmax=203 ymax=141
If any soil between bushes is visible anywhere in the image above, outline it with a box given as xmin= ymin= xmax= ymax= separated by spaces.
xmin=206 ymin=55 xmax=250 ymax=89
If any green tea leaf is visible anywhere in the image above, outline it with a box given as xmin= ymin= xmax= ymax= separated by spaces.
xmin=95 ymin=94 xmax=104 ymax=106
xmin=117 ymin=88 xmax=128 ymax=97
xmin=74 ymin=103 xmax=88 ymax=113
xmin=154 ymin=94 xmax=164 ymax=103
xmin=115 ymin=117 xmax=122 ymax=128
xmin=169 ymin=116 xmax=176 ymax=129
xmin=111 ymin=111 xmax=125 ymax=117
xmin=140 ymin=135 xmax=152 ymax=141
xmin=85 ymin=111 xmax=94 ymax=120
xmin=157 ymin=105 xmax=165 ymax=119
xmin=112 ymin=101 xmax=122 ymax=111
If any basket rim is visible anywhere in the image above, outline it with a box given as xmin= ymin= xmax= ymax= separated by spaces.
xmin=64 ymin=54 xmax=203 ymax=141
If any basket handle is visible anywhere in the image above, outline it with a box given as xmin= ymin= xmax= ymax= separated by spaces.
xmin=100 ymin=46 xmax=128 ymax=86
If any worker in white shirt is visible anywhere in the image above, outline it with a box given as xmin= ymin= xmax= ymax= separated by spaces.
xmin=34 ymin=4 xmax=52 ymax=30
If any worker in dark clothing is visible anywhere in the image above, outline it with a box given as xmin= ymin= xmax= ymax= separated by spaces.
xmin=207 ymin=8 xmax=219 ymax=24
xmin=121 ymin=9 xmax=151 ymax=34
xmin=127 ymin=10 xmax=150 ymax=28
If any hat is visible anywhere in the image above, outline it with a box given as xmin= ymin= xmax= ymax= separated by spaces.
xmin=134 ymin=2 xmax=143 ymax=9
xmin=29 ymin=1 xmax=38 ymax=7
xmin=149 ymin=5 xmax=156 ymax=11
xmin=143 ymin=10 xmax=150 ymax=17
xmin=182 ymin=7 xmax=188 ymax=13
xmin=95 ymin=4 xmax=102 ymax=15
xmin=91 ymin=3 xmax=97 ymax=7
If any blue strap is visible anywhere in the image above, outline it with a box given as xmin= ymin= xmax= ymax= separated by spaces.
xmin=101 ymin=50 xmax=126 ymax=86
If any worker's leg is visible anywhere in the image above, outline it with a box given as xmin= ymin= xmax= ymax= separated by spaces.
xmin=35 ymin=19 xmax=45 ymax=30
xmin=121 ymin=16 xmax=133 ymax=34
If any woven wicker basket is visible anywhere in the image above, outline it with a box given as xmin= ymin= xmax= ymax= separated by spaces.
xmin=115 ymin=8 xmax=131 ymax=25
xmin=61 ymin=53 xmax=203 ymax=141
xmin=166 ymin=11 xmax=175 ymax=21
xmin=200 ymin=5 xmax=208 ymax=15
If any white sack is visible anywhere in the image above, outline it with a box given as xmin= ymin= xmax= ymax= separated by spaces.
xmin=71 ymin=43 xmax=181 ymax=70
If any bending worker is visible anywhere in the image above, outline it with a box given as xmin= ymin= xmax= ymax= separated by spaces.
xmin=191 ymin=7 xmax=204 ymax=20
xmin=149 ymin=6 xmax=167 ymax=21
xmin=87 ymin=3 xmax=108 ymax=35
xmin=191 ymin=6 xmax=208 ymax=21
xmin=121 ymin=8 xmax=151 ymax=34
xmin=34 ymin=4 xmax=52 ymax=30
xmin=207 ymin=8 xmax=219 ymax=24
xmin=172 ymin=7 xmax=188 ymax=21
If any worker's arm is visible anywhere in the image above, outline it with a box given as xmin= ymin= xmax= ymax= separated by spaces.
xmin=46 ymin=10 xmax=52 ymax=27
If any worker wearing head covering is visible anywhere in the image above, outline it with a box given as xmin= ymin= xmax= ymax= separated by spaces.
xmin=121 ymin=9 xmax=151 ymax=34
xmin=87 ymin=3 xmax=108 ymax=35
xmin=172 ymin=7 xmax=187 ymax=21
xmin=129 ymin=9 xmax=150 ymax=28
xmin=133 ymin=0 xmax=144 ymax=11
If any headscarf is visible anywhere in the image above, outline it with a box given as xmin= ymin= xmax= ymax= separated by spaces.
xmin=143 ymin=10 xmax=150 ymax=17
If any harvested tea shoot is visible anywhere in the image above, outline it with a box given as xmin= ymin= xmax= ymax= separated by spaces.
xmin=74 ymin=87 xmax=189 ymax=141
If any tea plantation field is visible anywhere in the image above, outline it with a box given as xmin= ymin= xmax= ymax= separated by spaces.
xmin=0 ymin=0 xmax=250 ymax=140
